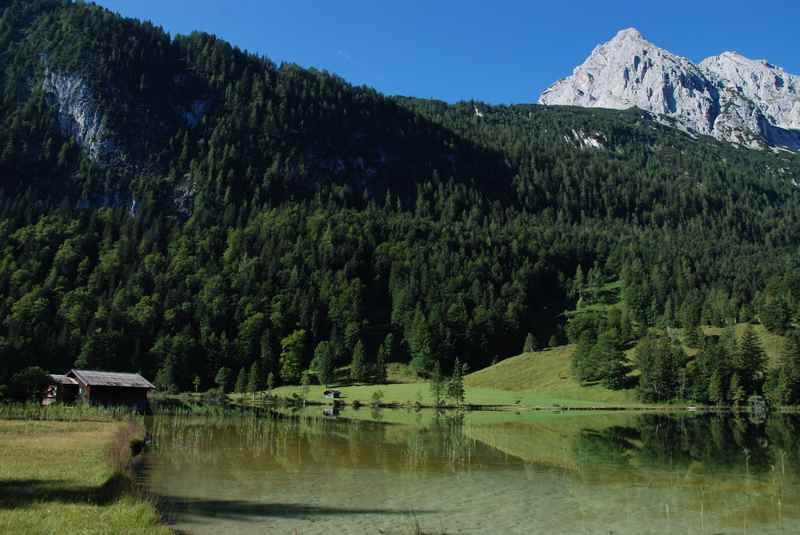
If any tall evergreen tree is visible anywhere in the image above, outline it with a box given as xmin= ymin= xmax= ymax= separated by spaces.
xmin=447 ymin=358 xmax=466 ymax=406
xmin=235 ymin=367 xmax=247 ymax=394
xmin=777 ymin=330 xmax=800 ymax=404
xmin=313 ymin=341 xmax=335 ymax=387
xmin=523 ymin=332 xmax=537 ymax=353
xmin=734 ymin=327 xmax=767 ymax=395
xmin=350 ymin=340 xmax=366 ymax=383
xmin=247 ymin=360 xmax=262 ymax=399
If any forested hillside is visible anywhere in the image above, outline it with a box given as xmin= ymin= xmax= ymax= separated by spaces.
xmin=2 ymin=1 xmax=800 ymax=402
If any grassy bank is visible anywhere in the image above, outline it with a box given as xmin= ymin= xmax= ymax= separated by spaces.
xmin=267 ymin=345 xmax=646 ymax=409
xmin=264 ymin=322 xmax=788 ymax=411
xmin=0 ymin=419 xmax=170 ymax=535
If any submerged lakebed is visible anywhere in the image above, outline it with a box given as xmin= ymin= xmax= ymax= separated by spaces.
xmin=139 ymin=408 xmax=800 ymax=534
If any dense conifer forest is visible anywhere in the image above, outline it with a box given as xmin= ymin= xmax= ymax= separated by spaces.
xmin=2 ymin=0 xmax=800 ymax=403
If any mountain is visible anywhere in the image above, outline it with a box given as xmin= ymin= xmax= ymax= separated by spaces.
xmin=2 ymin=1 xmax=800 ymax=404
xmin=539 ymin=28 xmax=800 ymax=152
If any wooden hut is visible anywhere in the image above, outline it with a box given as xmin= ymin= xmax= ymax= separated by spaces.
xmin=62 ymin=369 xmax=155 ymax=408
xmin=43 ymin=374 xmax=80 ymax=405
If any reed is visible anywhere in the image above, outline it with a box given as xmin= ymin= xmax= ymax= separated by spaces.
xmin=0 ymin=401 xmax=140 ymax=422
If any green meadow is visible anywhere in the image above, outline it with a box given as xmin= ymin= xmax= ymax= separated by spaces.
xmin=0 ymin=419 xmax=170 ymax=535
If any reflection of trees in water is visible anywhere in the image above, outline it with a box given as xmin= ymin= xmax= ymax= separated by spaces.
xmin=403 ymin=412 xmax=473 ymax=469
xmin=574 ymin=414 xmax=800 ymax=476
xmin=149 ymin=410 xmax=484 ymax=474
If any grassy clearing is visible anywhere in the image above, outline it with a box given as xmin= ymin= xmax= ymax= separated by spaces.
xmin=267 ymin=344 xmax=639 ymax=408
xmin=259 ymin=320 xmax=788 ymax=410
xmin=701 ymin=323 xmax=786 ymax=366
xmin=0 ymin=419 xmax=170 ymax=535
xmin=465 ymin=345 xmax=641 ymax=406
xmin=269 ymin=355 xmax=643 ymax=409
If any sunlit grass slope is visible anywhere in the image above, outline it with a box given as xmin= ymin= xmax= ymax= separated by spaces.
xmin=464 ymin=345 xmax=639 ymax=405
xmin=0 ymin=420 xmax=170 ymax=535
xmin=267 ymin=322 xmax=785 ymax=409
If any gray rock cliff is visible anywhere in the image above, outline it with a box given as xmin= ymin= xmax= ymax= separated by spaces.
xmin=539 ymin=29 xmax=800 ymax=151
xmin=41 ymin=68 xmax=120 ymax=162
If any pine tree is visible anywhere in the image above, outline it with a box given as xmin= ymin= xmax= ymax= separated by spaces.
xmin=154 ymin=356 xmax=176 ymax=394
xmin=375 ymin=343 xmax=387 ymax=384
xmin=777 ymin=330 xmax=800 ymax=404
xmin=409 ymin=307 xmax=433 ymax=373
xmin=572 ymin=265 xmax=585 ymax=300
xmin=430 ymin=360 xmax=445 ymax=408
xmin=685 ymin=323 xmax=703 ymax=348
xmin=279 ymin=329 xmax=306 ymax=383
xmin=350 ymin=340 xmax=366 ymax=383
xmin=235 ymin=367 xmax=247 ymax=394
xmin=300 ymin=372 xmax=310 ymax=400
xmin=266 ymin=372 xmax=275 ymax=394
xmin=730 ymin=373 xmax=746 ymax=407
xmin=215 ymin=367 xmax=231 ymax=393
xmin=446 ymin=358 xmax=466 ymax=406
xmin=247 ymin=360 xmax=262 ymax=400
xmin=708 ymin=370 xmax=725 ymax=406
xmin=734 ymin=327 xmax=767 ymax=395
xmin=523 ymin=332 xmax=537 ymax=353
xmin=313 ymin=341 xmax=335 ymax=387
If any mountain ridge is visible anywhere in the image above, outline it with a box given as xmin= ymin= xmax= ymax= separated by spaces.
xmin=538 ymin=28 xmax=800 ymax=152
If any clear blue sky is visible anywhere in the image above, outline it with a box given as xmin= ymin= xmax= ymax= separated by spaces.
xmin=94 ymin=0 xmax=800 ymax=105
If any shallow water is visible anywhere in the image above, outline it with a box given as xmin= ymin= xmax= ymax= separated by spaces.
xmin=140 ymin=409 xmax=800 ymax=534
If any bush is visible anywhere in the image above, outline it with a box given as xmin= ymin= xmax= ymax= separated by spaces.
xmin=9 ymin=366 xmax=49 ymax=401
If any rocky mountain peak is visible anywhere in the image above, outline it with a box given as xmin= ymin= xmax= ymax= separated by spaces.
xmin=612 ymin=27 xmax=645 ymax=41
xmin=539 ymin=29 xmax=800 ymax=151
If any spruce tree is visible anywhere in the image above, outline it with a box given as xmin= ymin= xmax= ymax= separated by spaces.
xmin=215 ymin=367 xmax=231 ymax=393
xmin=279 ymin=329 xmax=305 ymax=383
xmin=350 ymin=340 xmax=366 ymax=383
xmin=430 ymin=361 xmax=445 ymax=408
xmin=448 ymin=358 xmax=467 ymax=406
xmin=708 ymin=370 xmax=725 ymax=406
xmin=734 ymin=327 xmax=767 ymax=395
xmin=523 ymin=332 xmax=537 ymax=353
xmin=247 ymin=360 xmax=262 ymax=400
xmin=313 ymin=341 xmax=335 ymax=387
xmin=154 ymin=356 xmax=176 ymax=394
xmin=730 ymin=373 xmax=746 ymax=406
xmin=375 ymin=343 xmax=388 ymax=384
xmin=777 ymin=330 xmax=800 ymax=404
xmin=685 ymin=323 xmax=703 ymax=348
xmin=235 ymin=367 xmax=247 ymax=394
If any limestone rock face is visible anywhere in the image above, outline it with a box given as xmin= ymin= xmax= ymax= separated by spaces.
xmin=42 ymin=68 xmax=119 ymax=162
xmin=539 ymin=29 xmax=800 ymax=151
xmin=701 ymin=52 xmax=800 ymax=130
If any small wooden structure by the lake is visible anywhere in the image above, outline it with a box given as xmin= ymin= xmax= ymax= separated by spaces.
xmin=323 ymin=389 xmax=341 ymax=399
xmin=45 ymin=369 xmax=155 ymax=409
xmin=43 ymin=374 xmax=80 ymax=405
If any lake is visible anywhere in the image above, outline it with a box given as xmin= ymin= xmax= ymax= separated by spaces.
xmin=139 ymin=408 xmax=800 ymax=534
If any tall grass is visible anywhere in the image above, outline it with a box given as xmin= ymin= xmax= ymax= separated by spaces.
xmin=0 ymin=402 xmax=140 ymax=422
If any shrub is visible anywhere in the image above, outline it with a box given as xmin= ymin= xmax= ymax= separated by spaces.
xmin=9 ymin=366 xmax=49 ymax=401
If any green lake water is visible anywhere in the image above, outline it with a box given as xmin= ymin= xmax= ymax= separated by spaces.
xmin=140 ymin=409 xmax=800 ymax=534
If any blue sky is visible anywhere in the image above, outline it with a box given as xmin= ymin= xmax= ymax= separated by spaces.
xmin=94 ymin=0 xmax=799 ymax=105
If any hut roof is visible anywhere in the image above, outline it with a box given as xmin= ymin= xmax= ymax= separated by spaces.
xmin=49 ymin=374 xmax=78 ymax=386
xmin=67 ymin=369 xmax=155 ymax=389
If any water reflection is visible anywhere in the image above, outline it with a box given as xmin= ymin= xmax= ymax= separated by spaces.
xmin=142 ymin=410 xmax=800 ymax=534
